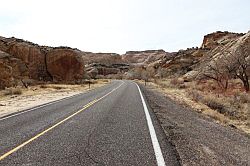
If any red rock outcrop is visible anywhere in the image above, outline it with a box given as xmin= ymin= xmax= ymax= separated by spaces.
xmin=46 ymin=48 xmax=85 ymax=82
xmin=0 ymin=37 xmax=49 ymax=80
xmin=7 ymin=42 xmax=47 ymax=80
xmin=0 ymin=50 xmax=28 ymax=88
xmin=0 ymin=61 xmax=13 ymax=89
xmin=0 ymin=36 xmax=86 ymax=84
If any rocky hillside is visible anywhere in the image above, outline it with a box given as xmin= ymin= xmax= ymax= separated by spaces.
xmin=144 ymin=31 xmax=249 ymax=81
xmin=1 ymin=30 xmax=249 ymax=89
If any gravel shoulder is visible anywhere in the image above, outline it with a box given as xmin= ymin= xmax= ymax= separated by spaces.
xmin=140 ymin=84 xmax=250 ymax=166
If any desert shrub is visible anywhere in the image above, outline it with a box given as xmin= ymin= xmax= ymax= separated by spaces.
xmin=40 ymin=84 xmax=64 ymax=90
xmin=170 ymin=78 xmax=185 ymax=89
xmin=102 ymin=79 xmax=109 ymax=83
xmin=12 ymin=88 xmax=22 ymax=95
xmin=202 ymin=96 xmax=225 ymax=112
xmin=91 ymin=80 xmax=98 ymax=84
xmin=53 ymin=86 xmax=63 ymax=90
xmin=201 ymin=95 xmax=239 ymax=118
xmin=186 ymin=89 xmax=204 ymax=102
xmin=236 ymin=93 xmax=250 ymax=104
xmin=3 ymin=88 xmax=23 ymax=96
xmin=155 ymin=80 xmax=168 ymax=88
xmin=95 ymin=75 xmax=105 ymax=79
xmin=22 ymin=79 xmax=36 ymax=86
xmin=40 ymin=84 xmax=48 ymax=88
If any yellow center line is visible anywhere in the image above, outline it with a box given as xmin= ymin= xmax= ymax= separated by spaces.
xmin=0 ymin=81 xmax=124 ymax=161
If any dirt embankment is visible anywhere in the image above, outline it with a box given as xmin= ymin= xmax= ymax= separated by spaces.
xmin=141 ymin=84 xmax=250 ymax=166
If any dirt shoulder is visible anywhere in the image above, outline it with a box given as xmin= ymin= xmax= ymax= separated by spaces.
xmin=0 ymin=80 xmax=109 ymax=118
xmin=141 ymin=84 xmax=250 ymax=166
xmin=140 ymin=79 xmax=250 ymax=135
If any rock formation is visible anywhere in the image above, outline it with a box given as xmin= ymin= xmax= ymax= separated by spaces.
xmin=0 ymin=50 xmax=28 ymax=88
xmin=0 ymin=36 xmax=86 ymax=88
xmin=122 ymin=49 xmax=168 ymax=65
xmin=46 ymin=48 xmax=85 ymax=82
xmin=201 ymin=31 xmax=244 ymax=49
xmin=0 ymin=30 xmax=249 ymax=89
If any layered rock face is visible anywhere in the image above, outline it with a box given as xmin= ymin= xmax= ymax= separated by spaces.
xmin=122 ymin=49 xmax=168 ymax=65
xmin=46 ymin=48 xmax=85 ymax=81
xmin=201 ymin=31 xmax=244 ymax=49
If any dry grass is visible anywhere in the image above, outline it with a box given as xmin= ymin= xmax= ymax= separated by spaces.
xmin=151 ymin=78 xmax=250 ymax=134
xmin=0 ymin=79 xmax=110 ymax=118
xmin=40 ymin=84 xmax=65 ymax=90
xmin=3 ymin=88 xmax=23 ymax=96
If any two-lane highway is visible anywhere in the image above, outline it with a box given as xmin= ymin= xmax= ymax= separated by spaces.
xmin=0 ymin=80 xmax=180 ymax=166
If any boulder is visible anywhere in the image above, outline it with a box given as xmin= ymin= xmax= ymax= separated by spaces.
xmin=46 ymin=48 xmax=85 ymax=82
xmin=183 ymin=70 xmax=199 ymax=81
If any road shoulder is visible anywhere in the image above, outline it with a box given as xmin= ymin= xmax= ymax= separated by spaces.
xmin=0 ymin=80 xmax=109 ymax=118
xmin=140 ymin=84 xmax=250 ymax=166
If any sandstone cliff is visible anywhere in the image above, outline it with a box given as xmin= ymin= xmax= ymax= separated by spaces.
xmin=0 ymin=36 xmax=86 ymax=88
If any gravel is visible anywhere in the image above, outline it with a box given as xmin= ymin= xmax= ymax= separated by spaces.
xmin=141 ymin=85 xmax=250 ymax=166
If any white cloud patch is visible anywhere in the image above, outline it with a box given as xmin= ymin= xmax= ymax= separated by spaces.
xmin=0 ymin=0 xmax=250 ymax=53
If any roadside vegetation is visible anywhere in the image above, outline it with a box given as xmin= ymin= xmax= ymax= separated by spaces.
xmin=0 ymin=79 xmax=110 ymax=117
xmin=150 ymin=78 xmax=250 ymax=133
xmin=2 ymin=88 xmax=23 ymax=96
xmin=0 ymin=79 xmax=109 ymax=98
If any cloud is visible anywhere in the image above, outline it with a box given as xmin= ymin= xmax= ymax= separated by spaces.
xmin=0 ymin=0 xmax=250 ymax=53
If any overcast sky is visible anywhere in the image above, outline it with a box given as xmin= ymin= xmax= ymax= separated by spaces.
xmin=0 ymin=0 xmax=250 ymax=54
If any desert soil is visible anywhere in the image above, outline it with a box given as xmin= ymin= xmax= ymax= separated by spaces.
xmin=0 ymin=80 xmax=109 ymax=118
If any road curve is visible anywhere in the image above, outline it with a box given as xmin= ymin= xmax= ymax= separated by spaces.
xmin=0 ymin=80 xmax=180 ymax=166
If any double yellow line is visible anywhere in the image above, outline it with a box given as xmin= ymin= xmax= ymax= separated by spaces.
xmin=0 ymin=81 xmax=124 ymax=161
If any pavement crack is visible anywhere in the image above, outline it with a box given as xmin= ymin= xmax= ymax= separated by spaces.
xmin=84 ymin=127 xmax=105 ymax=166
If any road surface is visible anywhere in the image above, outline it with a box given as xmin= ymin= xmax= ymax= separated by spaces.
xmin=0 ymin=80 xmax=180 ymax=166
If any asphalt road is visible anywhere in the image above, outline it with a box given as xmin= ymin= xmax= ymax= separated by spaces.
xmin=0 ymin=80 xmax=180 ymax=166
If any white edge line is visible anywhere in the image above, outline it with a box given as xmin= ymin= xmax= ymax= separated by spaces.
xmin=0 ymin=80 xmax=120 ymax=121
xmin=136 ymin=83 xmax=166 ymax=166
